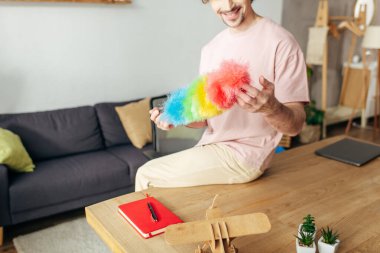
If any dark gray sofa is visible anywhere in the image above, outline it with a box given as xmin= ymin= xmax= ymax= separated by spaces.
xmin=0 ymin=101 xmax=151 ymax=229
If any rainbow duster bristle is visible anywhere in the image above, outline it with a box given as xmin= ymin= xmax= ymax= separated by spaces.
xmin=161 ymin=60 xmax=250 ymax=126
xmin=161 ymin=88 xmax=188 ymax=126
xmin=207 ymin=61 xmax=251 ymax=109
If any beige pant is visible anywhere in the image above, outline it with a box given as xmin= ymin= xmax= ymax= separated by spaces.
xmin=135 ymin=143 xmax=263 ymax=192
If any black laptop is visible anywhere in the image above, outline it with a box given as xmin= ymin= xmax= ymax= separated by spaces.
xmin=315 ymin=138 xmax=380 ymax=167
xmin=143 ymin=95 xmax=205 ymax=160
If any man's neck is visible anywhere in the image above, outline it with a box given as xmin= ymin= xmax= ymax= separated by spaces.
xmin=230 ymin=10 xmax=262 ymax=33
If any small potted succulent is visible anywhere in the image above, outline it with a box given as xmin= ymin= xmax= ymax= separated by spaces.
xmin=318 ymin=227 xmax=340 ymax=253
xmin=295 ymin=229 xmax=316 ymax=253
xmin=299 ymin=214 xmax=317 ymax=240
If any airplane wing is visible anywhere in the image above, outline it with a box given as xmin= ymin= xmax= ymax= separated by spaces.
xmin=165 ymin=212 xmax=271 ymax=245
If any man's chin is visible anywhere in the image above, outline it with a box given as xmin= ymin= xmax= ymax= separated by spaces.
xmin=222 ymin=17 xmax=244 ymax=28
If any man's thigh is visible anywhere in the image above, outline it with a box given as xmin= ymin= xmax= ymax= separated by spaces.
xmin=136 ymin=144 xmax=255 ymax=188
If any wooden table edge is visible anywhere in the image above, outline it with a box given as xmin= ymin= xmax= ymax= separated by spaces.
xmin=86 ymin=206 xmax=125 ymax=253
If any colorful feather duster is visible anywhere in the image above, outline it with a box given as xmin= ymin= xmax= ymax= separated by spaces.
xmin=161 ymin=60 xmax=251 ymax=126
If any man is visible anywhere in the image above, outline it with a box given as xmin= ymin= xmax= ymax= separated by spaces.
xmin=135 ymin=0 xmax=309 ymax=191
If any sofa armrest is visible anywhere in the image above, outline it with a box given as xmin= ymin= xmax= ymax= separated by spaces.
xmin=0 ymin=165 xmax=11 ymax=226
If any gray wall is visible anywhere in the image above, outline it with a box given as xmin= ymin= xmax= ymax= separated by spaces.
xmin=282 ymin=0 xmax=380 ymax=108
xmin=0 ymin=0 xmax=283 ymax=114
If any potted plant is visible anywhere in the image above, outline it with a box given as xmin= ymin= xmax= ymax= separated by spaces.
xmin=306 ymin=65 xmax=314 ymax=95
xmin=295 ymin=229 xmax=316 ymax=253
xmin=299 ymin=100 xmax=324 ymax=144
xmin=298 ymin=214 xmax=317 ymax=240
xmin=318 ymin=227 xmax=340 ymax=253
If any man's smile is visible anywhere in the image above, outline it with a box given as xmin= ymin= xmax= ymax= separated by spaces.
xmin=220 ymin=6 xmax=242 ymax=21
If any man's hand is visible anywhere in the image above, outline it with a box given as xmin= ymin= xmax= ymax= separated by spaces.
xmin=149 ymin=107 xmax=174 ymax=131
xmin=236 ymin=75 xmax=281 ymax=116
xmin=236 ymin=75 xmax=306 ymax=136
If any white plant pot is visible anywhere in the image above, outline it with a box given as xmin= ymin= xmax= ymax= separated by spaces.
xmin=318 ymin=237 xmax=340 ymax=253
xmin=296 ymin=238 xmax=316 ymax=253
xmin=298 ymin=224 xmax=317 ymax=240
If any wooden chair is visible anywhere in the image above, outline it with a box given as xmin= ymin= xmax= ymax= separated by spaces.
xmin=279 ymin=135 xmax=292 ymax=148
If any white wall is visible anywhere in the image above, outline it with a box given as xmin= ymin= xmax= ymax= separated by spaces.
xmin=255 ymin=0 xmax=283 ymax=25
xmin=0 ymin=0 xmax=283 ymax=114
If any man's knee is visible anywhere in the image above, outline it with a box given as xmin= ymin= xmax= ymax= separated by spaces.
xmin=135 ymin=165 xmax=148 ymax=192
xmin=134 ymin=161 xmax=156 ymax=190
xmin=136 ymin=160 xmax=154 ymax=178
xmin=135 ymin=163 xmax=149 ymax=182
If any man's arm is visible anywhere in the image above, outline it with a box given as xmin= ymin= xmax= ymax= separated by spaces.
xmin=236 ymin=76 xmax=306 ymax=136
xmin=186 ymin=121 xmax=208 ymax=129
xmin=263 ymin=102 xmax=305 ymax=136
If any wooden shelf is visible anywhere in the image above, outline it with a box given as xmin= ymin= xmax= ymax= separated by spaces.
xmin=0 ymin=0 xmax=131 ymax=3
xmin=325 ymin=106 xmax=361 ymax=125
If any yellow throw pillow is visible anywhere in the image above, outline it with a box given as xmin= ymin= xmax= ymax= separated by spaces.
xmin=115 ymin=98 xmax=152 ymax=149
xmin=0 ymin=128 xmax=35 ymax=173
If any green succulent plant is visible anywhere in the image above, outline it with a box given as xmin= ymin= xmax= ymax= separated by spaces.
xmin=305 ymin=101 xmax=324 ymax=126
xmin=295 ymin=230 xmax=314 ymax=247
xmin=302 ymin=214 xmax=316 ymax=234
xmin=307 ymin=65 xmax=314 ymax=79
xmin=321 ymin=226 xmax=339 ymax=245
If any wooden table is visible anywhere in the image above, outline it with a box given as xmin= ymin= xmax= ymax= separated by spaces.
xmin=86 ymin=136 xmax=380 ymax=252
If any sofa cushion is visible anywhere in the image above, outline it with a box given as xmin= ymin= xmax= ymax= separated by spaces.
xmin=0 ymin=106 xmax=104 ymax=161
xmin=115 ymin=98 xmax=152 ymax=149
xmin=9 ymin=150 xmax=131 ymax=213
xmin=106 ymin=144 xmax=151 ymax=183
xmin=0 ymin=128 xmax=35 ymax=173
xmin=95 ymin=101 xmax=137 ymax=148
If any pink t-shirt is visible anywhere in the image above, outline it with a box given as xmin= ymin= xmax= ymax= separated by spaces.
xmin=196 ymin=17 xmax=309 ymax=171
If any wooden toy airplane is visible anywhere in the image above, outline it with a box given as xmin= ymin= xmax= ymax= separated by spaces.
xmin=165 ymin=195 xmax=271 ymax=253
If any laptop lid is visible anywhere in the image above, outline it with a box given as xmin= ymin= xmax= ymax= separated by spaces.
xmin=315 ymin=138 xmax=380 ymax=167
xmin=149 ymin=95 xmax=205 ymax=155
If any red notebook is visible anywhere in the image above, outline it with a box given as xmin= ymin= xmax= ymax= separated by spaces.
xmin=118 ymin=196 xmax=183 ymax=239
